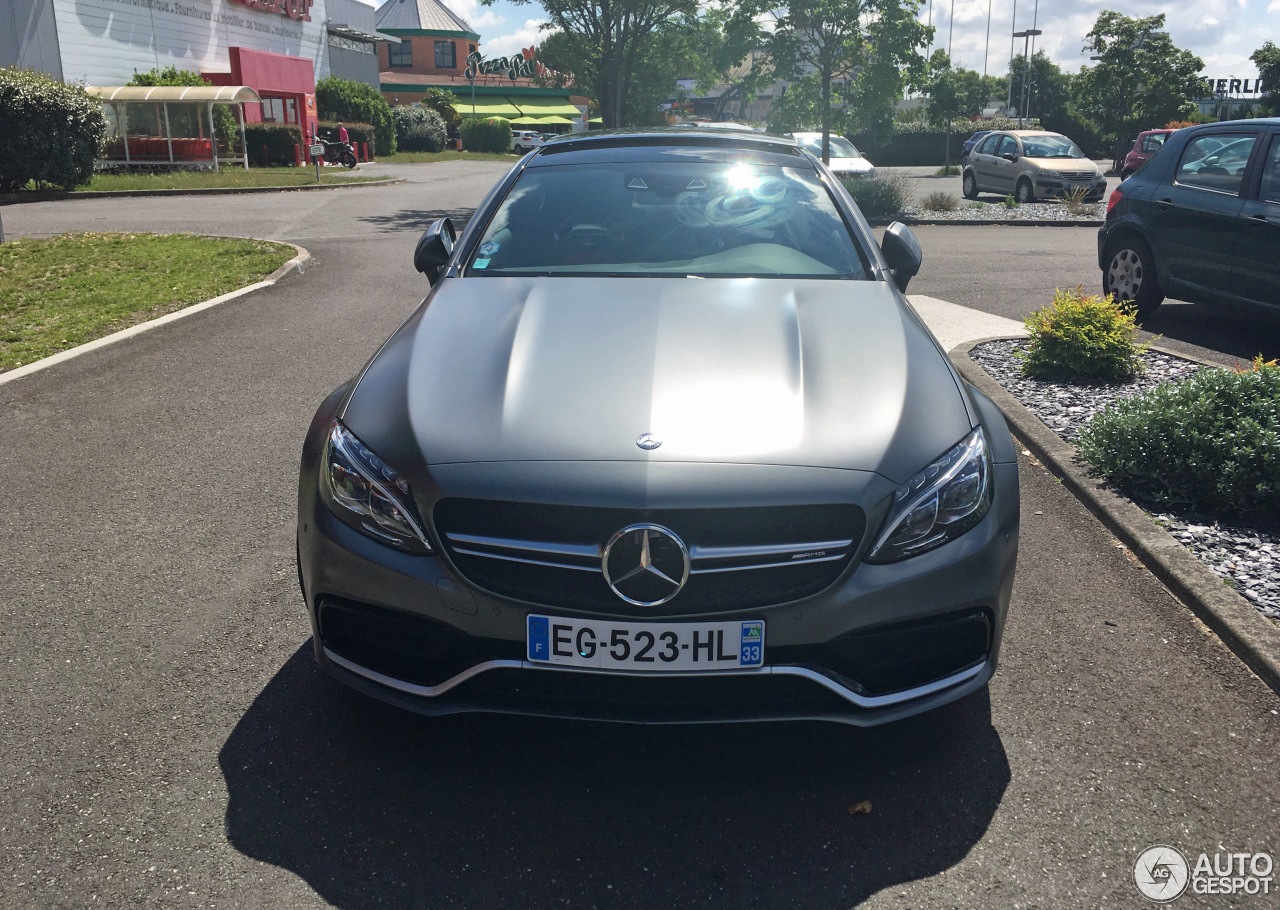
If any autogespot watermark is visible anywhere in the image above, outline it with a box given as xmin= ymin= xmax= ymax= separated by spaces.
xmin=1134 ymin=845 xmax=1274 ymax=902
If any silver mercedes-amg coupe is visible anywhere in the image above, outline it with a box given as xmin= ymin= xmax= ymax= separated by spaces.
xmin=297 ymin=130 xmax=1020 ymax=725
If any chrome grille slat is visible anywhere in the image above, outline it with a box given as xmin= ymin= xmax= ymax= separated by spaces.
xmin=451 ymin=547 xmax=601 ymax=572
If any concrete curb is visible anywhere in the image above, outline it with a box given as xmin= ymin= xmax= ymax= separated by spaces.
xmin=0 ymin=242 xmax=311 ymax=387
xmin=951 ymin=337 xmax=1280 ymax=696
xmin=0 ymin=178 xmax=402 ymax=205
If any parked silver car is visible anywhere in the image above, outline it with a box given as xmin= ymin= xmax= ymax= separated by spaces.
xmin=963 ymin=130 xmax=1106 ymax=203
xmin=297 ymin=130 xmax=1020 ymax=726
xmin=788 ymin=132 xmax=876 ymax=180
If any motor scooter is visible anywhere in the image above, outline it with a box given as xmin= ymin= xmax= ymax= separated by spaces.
xmin=315 ymin=137 xmax=357 ymax=168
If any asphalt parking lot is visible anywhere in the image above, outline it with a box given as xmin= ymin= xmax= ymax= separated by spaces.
xmin=1 ymin=164 xmax=1278 ymax=908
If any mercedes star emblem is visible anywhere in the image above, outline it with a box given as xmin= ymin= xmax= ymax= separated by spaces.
xmin=636 ymin=433 xmax=662 ymax=450
xmin=602 ymin=523 xmax=690 ymax=606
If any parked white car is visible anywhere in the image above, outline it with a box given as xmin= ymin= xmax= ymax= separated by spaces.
xmin=788 ymin=132 xmax=876 ymax=180
xmin=511 ymin=130 xmax=544 ymax=153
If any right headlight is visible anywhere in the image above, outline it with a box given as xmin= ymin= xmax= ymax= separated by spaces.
xmin=321 ymin=421 xmax=432 ymax=554
xmin=865 ymin=428 xmax=992 ymax=564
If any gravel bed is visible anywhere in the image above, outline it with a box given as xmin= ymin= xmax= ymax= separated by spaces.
xmin=971 ymin=339 xmax=1279 ymax=622
xmin=901 ymin=201 xmax=1103 ymax=222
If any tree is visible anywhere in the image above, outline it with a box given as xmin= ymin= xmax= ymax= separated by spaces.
xmin=761 ymin=0 xmax=932 ymax=161
xmin=315 ymin=75 xmax=395 ymax=154
xmin=1074 ymin=12 xmax=1203 ymax=148
xmin=488 ymin=0 xmax=699 ymax=128
xmin=1007 ymin=51 xmax=1071 ymax=124
xmin=1251 ymin=41 xmax=1280 ymax=116
xmin=924 ymin=52 xmax=984 ymax=167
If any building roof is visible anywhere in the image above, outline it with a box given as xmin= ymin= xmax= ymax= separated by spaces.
xmin=374 ymin=0 xmax=479 ymax=38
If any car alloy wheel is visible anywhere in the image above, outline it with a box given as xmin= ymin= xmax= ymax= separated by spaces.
xmin=1015 ymin=178 xmax=1034 ymax=204
xmin=1103 ymin=238 xmax=1164 ymax=316
xmin=962 ymin=171 xmax=978 ymax=200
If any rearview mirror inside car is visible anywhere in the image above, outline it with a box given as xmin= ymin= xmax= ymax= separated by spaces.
xmin=413 ymin=218 xmax=456 ymax=285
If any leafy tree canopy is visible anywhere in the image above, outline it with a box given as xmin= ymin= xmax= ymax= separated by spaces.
xmin=1074 ymin=11 xmax=1203 ymax=142
xmin=316 ymin=75 xmax=396 ymax=154
xmin=1251 ymin=41 xmax=1280 ymax=116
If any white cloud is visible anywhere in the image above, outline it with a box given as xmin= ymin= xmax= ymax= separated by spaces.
xmin=482 ymin=18 xmax=554 ymax=58
xmin=443 ymin=0 xmax=505 ymax=32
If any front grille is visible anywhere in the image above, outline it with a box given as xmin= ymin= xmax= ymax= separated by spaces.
xmin=433 ymin=499 xmax=864 ymax=615
xmin=1058 ymin=170 xmax=1095 ymax=180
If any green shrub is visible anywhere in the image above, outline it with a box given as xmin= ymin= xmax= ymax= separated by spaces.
xmin=1020 ymin=286 xmax=1147 ymax=382
xmin=316 ymin=75 xmax=395 ymax=155
xmin=243 ymin=124 xmax=303 ymax=166
xmin=414 ymin=89 xmax=460 ymax=132
xmin=921 ymin=191 xmax=959 ymax=212
xmin=1004 ymin=194 xmax=1017 ymax=208
xmin=0 ymin=67 xmax=106 ymax=192
xmin=843 ymin=171 xmax=911 ymax=217
xmin=460 ymin=117 xmax=511 ymax=154
xmin=392 ymin=105 xmax=447 ymax=152
xmin=1076 ymin=360 xmax=1280 ymax=515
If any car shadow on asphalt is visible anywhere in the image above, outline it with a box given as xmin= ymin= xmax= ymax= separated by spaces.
xmin=220 ymin=646 xmax=1011 ymax=908
xmin=1136 ymin=300 xmax=1280 ymax=365
xmin=357 ymin=208 xmax=476 ymax=235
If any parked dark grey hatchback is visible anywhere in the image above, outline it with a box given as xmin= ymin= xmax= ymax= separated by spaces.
xmin=297 ymin=131 xmax=1020 ymax=726
xmin=1099 ymin=118 xmax=1280 ymax=316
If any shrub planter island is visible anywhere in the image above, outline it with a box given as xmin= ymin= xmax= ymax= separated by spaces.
xmin=968 ymin=289 xmax=1279 ymax=625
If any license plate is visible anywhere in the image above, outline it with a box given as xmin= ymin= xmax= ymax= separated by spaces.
xmin=527 ymin=615 xmax=764 ymax=671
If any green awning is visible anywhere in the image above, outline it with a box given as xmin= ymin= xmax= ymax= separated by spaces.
xmin=536 ymin=115 xmax=576 ymax=125
xmin=510 ymin=116 xmax=546 ymax=126
xmin=512 ymin=97 xmax=582 ymax=117
xmin=460 ymin=101 xmax=521 ymax=118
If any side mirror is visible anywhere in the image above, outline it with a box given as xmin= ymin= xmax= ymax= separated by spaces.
xmin=1001 ymin=152 xmax=1018 ymax=163
xmin=413 ymin=217 xmax=456 ymax=285
xmin=881 ymin=221 xmax=922 ymax=292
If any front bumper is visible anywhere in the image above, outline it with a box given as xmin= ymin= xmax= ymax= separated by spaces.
xmin=1033 ymin=174 xmax=1108 ymax=201
xmin=297 ymin=454 xmax=1019 ymax=726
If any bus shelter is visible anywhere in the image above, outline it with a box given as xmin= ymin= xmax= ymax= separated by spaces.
xmin=88 ymin=85 xmax=263 ymax=171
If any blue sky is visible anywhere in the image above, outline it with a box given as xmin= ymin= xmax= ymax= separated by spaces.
xmin=378 ymin=0 xmax=1274 ymax=86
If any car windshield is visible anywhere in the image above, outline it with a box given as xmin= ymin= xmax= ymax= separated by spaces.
xmin=795 ymin=135 xmax=862 ymax=159
xmin=1020 ymin=135 xmax=1086 ymax=159
xmin=466 ymin=161 xmax=869 ymax=279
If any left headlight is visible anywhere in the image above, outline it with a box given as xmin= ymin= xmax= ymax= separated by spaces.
xmin=321 ymin=421 xmax=432 ymax=554
xmin=865 ymin=428 xmax=992 ymax=564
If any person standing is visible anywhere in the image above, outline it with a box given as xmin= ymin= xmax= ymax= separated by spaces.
xmin=337 ymin=122 xmax=349 ymax=145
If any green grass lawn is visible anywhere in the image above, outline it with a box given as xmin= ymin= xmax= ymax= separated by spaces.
xmin=0 ymin=232 xmax=296 ymax=371
xmin=74 ymin=169 xmax=387 ymax=191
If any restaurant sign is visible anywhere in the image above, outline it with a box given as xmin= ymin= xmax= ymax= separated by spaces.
xmin=230 ymin=0 xmax=315 ymax=21
xmin=465 ymin=48 xmax=555 ymax=82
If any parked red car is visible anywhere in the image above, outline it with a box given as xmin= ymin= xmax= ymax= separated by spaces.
xmin=1121 ymin=129 xmax=1175 ymax=178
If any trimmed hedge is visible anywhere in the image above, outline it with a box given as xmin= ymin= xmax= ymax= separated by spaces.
xmin=460 ymin=117 xmax=511 ymax=154
xmin=244 ymin=123 xmax=303 ymax=167
xmin=315 ymin=75 xmax=395 ymax=155
xmin=0 ymin=67 xmax=106 ymax=191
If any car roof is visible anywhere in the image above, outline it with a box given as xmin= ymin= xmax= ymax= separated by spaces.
xmin=531 ymin=129 xmax=803 ymax=156
xmin=1179 ymin=118 xmax=1280 ymax=133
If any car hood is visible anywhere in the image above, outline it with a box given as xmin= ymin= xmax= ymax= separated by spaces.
xmin=342 ymin=277 xmax=972 ymax=482
xmin=1030 ymin=157 xmax=1100 ymax=175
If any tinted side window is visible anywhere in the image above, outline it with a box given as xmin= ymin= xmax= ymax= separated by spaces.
xmin=1262 ymin=135 xmax=1280 ymax=206
xmin=1175 ymin=133 xmax=1257 ymax=195
xmin=1142 ymin=134 xmax=1166 ymax=153
xmin=977 ymin=135 xmax=1000 ymax=156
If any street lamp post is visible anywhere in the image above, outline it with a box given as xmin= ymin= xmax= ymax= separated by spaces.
xmin=1013 ymin=28 xmax=1042 ymax=127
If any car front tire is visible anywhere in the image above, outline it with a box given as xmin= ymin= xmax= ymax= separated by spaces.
xmin=1103 ymin=236 xmax=1164 ymax=316
xmin=1014 ymin=177 xmax=1035 ymax=204
xmin=962 ymin=170 xmax=979 ymax=200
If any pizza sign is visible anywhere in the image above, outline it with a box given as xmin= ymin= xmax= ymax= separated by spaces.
xmin=230 ymin=0 xmax=314 ymax=21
